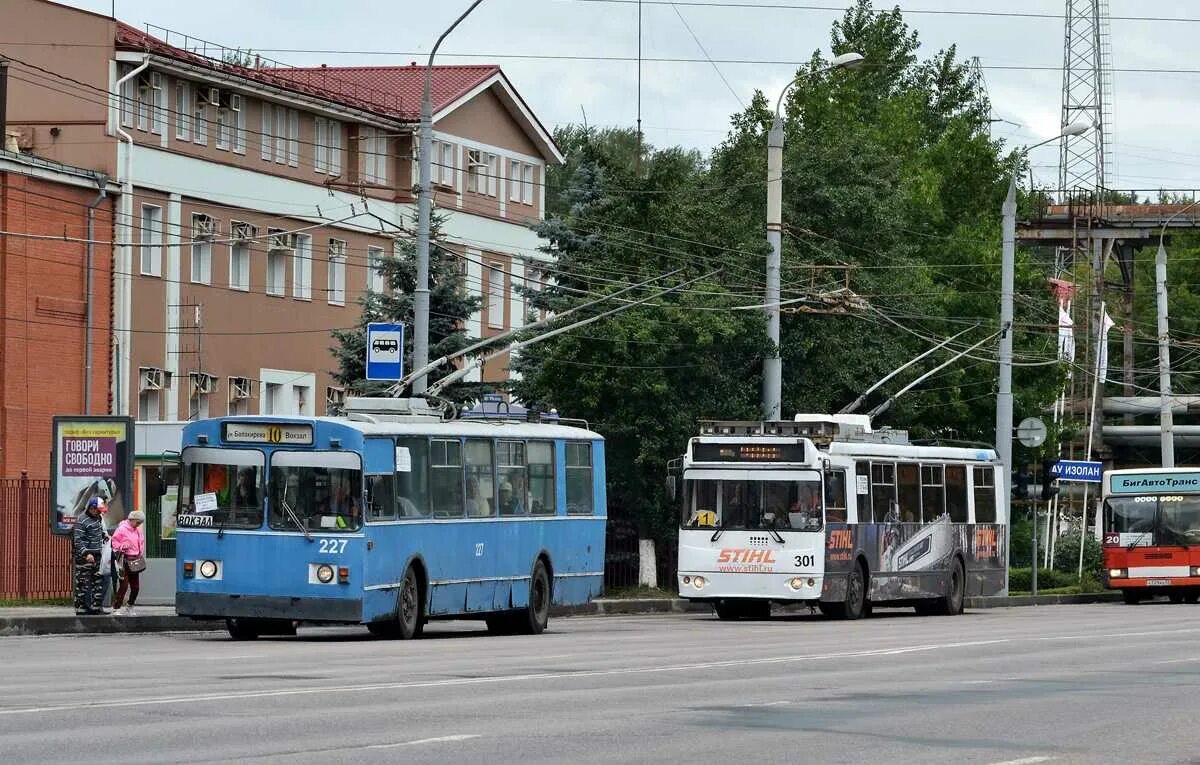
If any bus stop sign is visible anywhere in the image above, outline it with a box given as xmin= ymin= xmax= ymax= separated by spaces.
xmin=365 ymin=322 xmax=404 ymax=381
xmin=1050 ymin=460 xmax=1102 ymax=483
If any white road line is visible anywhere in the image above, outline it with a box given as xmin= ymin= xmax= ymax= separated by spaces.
xmin=366 ymin=734 xmax=480 ymax=749
xmin=988 ymin=757 xmax=1054 ymax=765
xmin=736 ymin=700 xmax=792 ymax=708
xmin=2 ymin=626 xmax=1198 ymax=718
xmin=1151 ymin=657 xmax=1200 ymax=665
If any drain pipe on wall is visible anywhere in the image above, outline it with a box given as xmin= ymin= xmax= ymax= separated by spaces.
xmin=112 ymin=56 xmax=148 ymax=417
xmin=84 ymin=174 xmax=108 ymax=414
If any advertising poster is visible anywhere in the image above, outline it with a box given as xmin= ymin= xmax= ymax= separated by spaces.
xmin=50 ymin=416 xmax=134 ymax=535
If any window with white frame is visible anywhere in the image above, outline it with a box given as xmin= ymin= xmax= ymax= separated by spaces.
xmin=175 ymin=80 xmax=190 ymax=140
xmin=138 ymin=389 xmax=160 ymax=422
xmin=488 ymin=154 xmax=499 ymax=197
xmin=190 ymin=213 xmax=213 ymax=285
xmin=510 ymin=160 xmax=535 ymax=205
xmin=261 ymin=102 xmax=273 ymax=161
xmin=274 ymin=105 xmax=287 ymax=164
xmin=120 ymin=72 xmax=136 ymax=129
xmin=147 ymin=73 xmax=165 ymax=135
xmin=266 ymin=228 xmax=289 ymax=296
xmin=361 ymin=127 xmax=388 ymax=185
xmin=522 ymin=163 xmax=534 ymax=204
xmin=136 ymin=78 xmax=150 ymax=132
xmin=327 ymin=239 xmax=346 ymax=305
xmin=287 ymin=109 xmax=299 ymax=167
xmin=430 ymin=140 xmax=455 ymax=187
xmin=193 ymin=89 xmax=208 ymax=146
xmin=367 ymin=246 xmax=386 ymax=293
xmin=292 ymin=385 xmax=310 ymax=416
xmin=216 ymin=106 xmax=231 ymax=150
xmin=191 ymin=391 xmax=210 ymax=419
xmin=467 ymin=149 xmax=489 ymax=194
xmin=487 ymin=264 xmax=505 ymax=328
xmin=263 ymin=382 xmax=281 ymax=415
xmin=139 ymin=205 xmax=162 ymax=277
xmin=229 ymin=221 xmax=254 ymax=291
xmin=292 ymin=233 xmax=312 ymax=300
xmin=314 ymin=117 xmax=343 ymax=175
xmin=232 ymin=95 xmax=245 ymax=154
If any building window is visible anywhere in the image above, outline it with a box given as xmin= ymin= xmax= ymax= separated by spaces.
xmin=138 ymin=389 xmax=160 ymax=422
xmin=292 ymin=384 xmax=310 ymax=415
xmin=510 ymin=161 xmax=535 ymax=205
xmin=139 ymin=204 xmax=162 ymax=277
xmin=261 ymin=103 xmax=273 ymax=161
xmin=293 ymin=233 xmax=312 ymax=300
xmin=193 ymin=90 xmax=208 ymax=146
xmin=190 ymin=213 xmax=213 ymax=285
xmin=486 ymin=264 xmax=505 ymax=329
xmin=274 ymin=105 xmax=287 ymax=164
xmin=467 ymin=149 xmax=495 ymax=195
xmin=148 ymin=73 xmax=165 ymax=135
xmin=191 ymin=391 xmax=210 ymax=420
xmin=232 ymin=95 xmax=245 ymax=154
xmin=263 ymin=382 xmax=281 ymax=415
xmin=488 ymin=153 xmax=499 ymax=196
xmin=230 ymin=242 xmax=250 ymax=291
xmin=136 ymin=79 xmax=150 ymax=132
xmin=431 ymin=140 xmax=455 ymax=187
xmin=266 ymin=228 xmax=289 ymax=296
xmin=522 ymin=164 xmax=534 ymax=204
xmin=120 ymin=72 xmax=135 ymax=129
xmin=368 ymin=246 xmax=386 ymax=293
xmin=287 ymin=109 xmax=299 ymax=167
xmin=216 ymin=106 xmax=231 ymax=150
xmin=565 ymin=442 xmax=593 ymax=515
xmin=315 ymin=117 xmax=342 ymax=175
xmin=361 ymin=127 xmax=388 ymax=185
xmin=175 ymin=80 xmax=190 ymax=140
xmin=327 ymin=239 xmax=346 ymax=305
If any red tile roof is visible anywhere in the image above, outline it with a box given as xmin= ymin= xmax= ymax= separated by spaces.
xmin=267 ymin=65 xmax=501 ymax=121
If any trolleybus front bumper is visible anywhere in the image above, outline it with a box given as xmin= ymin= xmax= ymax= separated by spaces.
xmin=177 ymin=592 xmax=363 ymax=623
xmin=677 ymin=571 xmax=823 ymax=601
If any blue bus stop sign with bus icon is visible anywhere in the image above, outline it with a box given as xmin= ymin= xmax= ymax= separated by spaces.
xmin=1050 ymin=459 xmax=1103 ymax=483
xmin=365 ymin=322 xmax=404 ymax=381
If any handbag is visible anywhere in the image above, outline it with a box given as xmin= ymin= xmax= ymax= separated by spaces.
xmin=124 ymin=554 xmax=147 ymax=573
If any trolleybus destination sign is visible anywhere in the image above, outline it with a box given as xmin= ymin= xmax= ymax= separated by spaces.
xmin=221 ymin=422 xmax=314 ymax=445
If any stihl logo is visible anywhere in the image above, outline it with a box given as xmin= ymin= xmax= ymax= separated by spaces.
xmin=828 ymin=529 xmax=852 ymax=549
xmin=718 ymin=549 xmax=777 ymax=565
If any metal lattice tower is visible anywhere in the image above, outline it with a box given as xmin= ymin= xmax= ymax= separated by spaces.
xmin=1058 ymin=0 xmax=1113 ymax=192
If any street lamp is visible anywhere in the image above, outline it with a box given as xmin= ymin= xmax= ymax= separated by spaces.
xmin=413 ymin=0 xmax=485 ymax=395
xmin=763 ymin=51 xmax=864 ymax=420
xmin=1154 ymin=200 xmax=1199 ymax=467
xmin=995 ymin=119 xmax=1091 ymax=527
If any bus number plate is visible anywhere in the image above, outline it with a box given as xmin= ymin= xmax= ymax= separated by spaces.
xmin=1147 ymin=579 xmax=1171 ymax=586
xmin=177 ymin=514 xmax=214 ymax=528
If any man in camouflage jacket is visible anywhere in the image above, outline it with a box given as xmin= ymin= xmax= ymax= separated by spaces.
xmin=72 ymin=498 xmax=107 ymax=615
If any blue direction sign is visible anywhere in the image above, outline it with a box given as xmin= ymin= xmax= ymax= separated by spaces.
xmin=1050 ymin=460 xmax=1103 ymax=483
xmin=365 ymin=322 xmax=404 ymax=381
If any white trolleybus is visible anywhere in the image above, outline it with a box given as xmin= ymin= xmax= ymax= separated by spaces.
xmin=675 ymin=415 xmax=1007 ymax=619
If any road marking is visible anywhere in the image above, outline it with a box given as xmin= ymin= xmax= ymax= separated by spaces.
xmin=1151 ymin=656 xmax=1200 ymax=665
xmin=988 ymin=757 xmax=1054 ymax=765
xmin=367 ymin=734 xmax=480 ymax=749
xmin=736 ymin=700 xmax=792 ymax=708
xmin=3 ymin=626 xmax=1199 ymax=718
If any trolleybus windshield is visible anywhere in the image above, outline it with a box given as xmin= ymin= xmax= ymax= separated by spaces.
xmin=179 ymin=447 xmax=265 ymax=529
xmin=268 ymin=451 xmax=364 ymax=532
xmin=681 ymin=473 xmax=823 ymax=531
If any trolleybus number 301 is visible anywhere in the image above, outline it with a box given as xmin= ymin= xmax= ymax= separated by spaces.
xmin=794 ymin=554 xmax=815 ymax=567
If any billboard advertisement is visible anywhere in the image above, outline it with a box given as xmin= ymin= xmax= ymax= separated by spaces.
xmin=50 ymin=416 xmax=134 ymax=535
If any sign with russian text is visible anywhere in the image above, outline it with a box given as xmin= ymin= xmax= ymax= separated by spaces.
xmin=1109 ymin=471 xmax=1200 ymax=495
xmin=221 ymin=422 xmax=313 ymax=446
xmin=50 ymin=416 xmax=134 ymax=535
xmin=1050 ymin=460 xmax=1103 ymax=483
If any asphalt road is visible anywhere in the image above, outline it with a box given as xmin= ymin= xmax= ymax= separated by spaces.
xmin=3 ymin=602 xmax=1200 ymax=764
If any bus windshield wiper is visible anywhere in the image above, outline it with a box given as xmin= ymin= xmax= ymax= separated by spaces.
xmin=710 ymin=520 xmax=728 ymax=543
xmin=764 ymin=519 xmax=786 ymax=545
xmin=281 ymin=498 xmax=312 ymax=542
xmin=1127 ymin=530 xmax=1151 ymax=551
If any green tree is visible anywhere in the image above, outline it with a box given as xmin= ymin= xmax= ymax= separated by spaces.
xmin=330 ymin=216 xmax=482 ymax=403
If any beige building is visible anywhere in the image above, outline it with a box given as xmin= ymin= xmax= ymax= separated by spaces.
xmin=4 ymin=0 xmax=562 ymax=424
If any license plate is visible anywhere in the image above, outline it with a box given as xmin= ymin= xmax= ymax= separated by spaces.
xmin=1147 ymin=579 xmax=1172 ymax=586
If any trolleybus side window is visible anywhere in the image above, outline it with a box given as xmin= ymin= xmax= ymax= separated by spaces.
xmin=180 ymin=448 xmax=265 ymax=529
xmin=431 ymin=439 xmax=464 ymax=518
xmin=497 ymin=440 xmax=527 ymax=516
xmin=871 ymin=462 xmax=895 ymax=522
xmin=973 ymin=466 xmax=996 ymax=523
xmin=921 ymin=465 xmax=945 ymax=523
xmin=898 ymin=463 xmax=920 ymax=523
xmin=395 ymin=437 xmax=430 ymax=518
xmin=856 ymin=461 xmax=871 ymax=523
xmin=945 ymin=465 xmax=968 ymax=523
xmin=366 ymin=473 xmax=395 ymax=521
xmin=465 ymin=439 xmax=495 ymax=518
xmin=566 ymin=442 xmax=594 ymax=515
xmin=528 ymin=441 xmax=555 ymax=516
xmin=824 ymin=470 xmax=848 ymax=524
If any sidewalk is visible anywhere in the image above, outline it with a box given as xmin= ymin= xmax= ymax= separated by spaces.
xmin=0 ymin=592 xmax=1123 ymax=637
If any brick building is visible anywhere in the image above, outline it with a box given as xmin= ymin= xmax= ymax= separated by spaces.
xmin=0 ymin=150 xmax=115 ymax=480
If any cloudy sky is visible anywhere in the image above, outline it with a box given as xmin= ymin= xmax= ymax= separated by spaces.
xmin=63 ymin=0 xmax=1200 ymax=191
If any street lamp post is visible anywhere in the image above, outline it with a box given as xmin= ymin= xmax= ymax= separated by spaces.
xmin=1155 ymin=201 xmax=1199 ymax=467
xmin=413 ymin=0 xmax=485 ymax=395
xmin=763 ymin=51 xmax=864 ymax=421
xmin=995 ymin=120 xmax=1091 ymax=570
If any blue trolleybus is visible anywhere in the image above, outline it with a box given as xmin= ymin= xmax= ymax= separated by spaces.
xmin=173 ymin=399 xmax=606 ymax=640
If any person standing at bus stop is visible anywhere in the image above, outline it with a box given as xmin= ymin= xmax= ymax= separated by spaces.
xmin=111 ymin=510 xmax=147 ymax=616
xmin=72 ymin=497 xmax=108 ymax=615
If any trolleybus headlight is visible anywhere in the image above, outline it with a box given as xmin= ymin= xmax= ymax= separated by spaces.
xmin=693 ymin=576 xmax=706 ymax=590
xmin=316 ymin=564 xmax=335 ymax=584
xmin=1191 ymin=566 xmax=1200 ymax=577
xmin=682 ymin=575 xmax=692 ymax=585
xmin=789 ymin=577 xmax=805 ymax=591
xmin=198 ymin=560 xmax=218 ymax=579
xmin=1108 ymin=568 xmax=1126 ymax=579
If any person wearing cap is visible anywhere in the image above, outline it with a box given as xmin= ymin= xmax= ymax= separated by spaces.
xmin=110 ymin=510 xmax=147 ymax=616
xmin=72 ymin=497 xmax=108 ymax=615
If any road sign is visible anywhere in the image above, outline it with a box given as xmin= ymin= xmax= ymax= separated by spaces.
xmin=365 ymin=322 xmax=404 ymax=381
xmin=1050 ymin=460 xmax=1103 ymax=483
xmin=1016 ymin=417 xmax=1047 ymax=448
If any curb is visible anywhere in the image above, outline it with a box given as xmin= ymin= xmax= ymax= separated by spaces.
xmin=967 ymin=592 xmax=1123 ymax=608
xmin=0 ymin=614 xmax=222 ymax=637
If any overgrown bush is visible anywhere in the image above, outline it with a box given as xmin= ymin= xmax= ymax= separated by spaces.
xmin=1051 ymin=532 xmax=1103 ymax=579
xmin=1008 ymin=567 xmax=1077 ymax=592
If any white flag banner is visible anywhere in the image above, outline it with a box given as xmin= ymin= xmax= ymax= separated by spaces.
xmin=1097 ymin=311 xmax=1116 ymax=384
xmin=1058 ymin=306 xmax=1075 ymax=363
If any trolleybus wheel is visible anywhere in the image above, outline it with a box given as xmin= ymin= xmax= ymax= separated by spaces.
xmin=844 ymin=563 xmax=867 ymax=620
xmin=395 ymin=565 xmax=425 ymax=639
xmin=1170 ymin=592 xmax=1186 ymax=604
xmin=516 ymin=560 xmax=551 ymax=635
xmin=746 ymin=600 xmax=772 ymax=620
xmin=817 ymin=600 xmax=843 ymax=619
xmin=226 ymin=618 xmax=259 ymax=641
xmin=715 ymin=600 xmax=742 ymax=620
xmin=936 ymin=558 xmax=965 ymax=616
xmin=1186 ymin=593 xmax=1199 ymax=604
xmin=485 ymin=614 xmax=517 ymax=635
xmin=1121 ymin=590 xmax=1141 ymax=605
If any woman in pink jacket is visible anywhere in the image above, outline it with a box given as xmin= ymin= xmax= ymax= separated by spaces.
xmin=111 ymin=510 xmax=146 ymax=616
